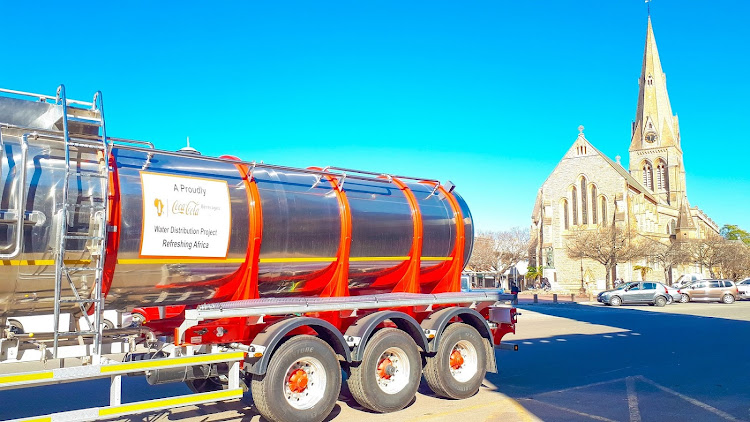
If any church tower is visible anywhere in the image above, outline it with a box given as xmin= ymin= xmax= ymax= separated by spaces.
xmin=629 ymin=17 xmax=686 ymax=206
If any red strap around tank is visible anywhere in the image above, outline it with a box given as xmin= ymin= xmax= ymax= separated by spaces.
xmin=309 ymin=168 xmax=351 ymax=298
xmin=98 ymin=152 xmax=121 ymax=312
xmin=389 ymin=176 xmax=423 ymax=294
xmin=424 ymin=182 xmax=465 ymax=294
xmin=225 ymin=157 xmax=263 ymax=301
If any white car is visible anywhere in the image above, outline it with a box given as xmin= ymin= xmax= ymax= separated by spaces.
xmin=737 ymin=278 xmax=750 ymax=299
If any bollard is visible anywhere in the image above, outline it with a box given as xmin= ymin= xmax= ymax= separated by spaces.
xmin=553 ymin=294 xmax=558 ymax=303
xmin=571 ymin=293 xmax=575 ymax=302
xmin=533 ymin=294 xmax=538 ymax=303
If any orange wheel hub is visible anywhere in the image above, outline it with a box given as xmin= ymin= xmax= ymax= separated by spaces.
xmin=377 ymin=358 xmax=393 ymax=379
xmin=450 ymin=349 xmax=464 ymax=370
xmin=287 ymin=368 xmax=309 ymax=393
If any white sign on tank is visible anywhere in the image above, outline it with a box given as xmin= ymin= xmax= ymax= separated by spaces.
xmin=139 ymin=172 xmax=232 ymax=258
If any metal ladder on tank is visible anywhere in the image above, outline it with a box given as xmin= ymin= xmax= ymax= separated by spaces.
xmin=52 ymin=85 xmax=110 ymax=360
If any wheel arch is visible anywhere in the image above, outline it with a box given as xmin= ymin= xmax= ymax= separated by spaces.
xmin=247 ymin=317 xmax=350 ymax=376
xmin=420 ymin=307 xmax=497 ymax=373
xmin=344 ymin=310 xmax=429 ymax=363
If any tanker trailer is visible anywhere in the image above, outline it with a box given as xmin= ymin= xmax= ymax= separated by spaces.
xmin=0 ymin=86 xmax=518 ymax=422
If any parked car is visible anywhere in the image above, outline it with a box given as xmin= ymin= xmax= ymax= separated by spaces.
xmin=597 ymin=282 xmax=671 ymax=307
xmin=672 ymin=273 xmax=704 ymax=289
xmin=735 ymin=278 xmax=750 ymax=299
xmin=678 ymin=279 xmax=739 ymax=304
xmin=656 ymin=282 xmax=682 ymax=304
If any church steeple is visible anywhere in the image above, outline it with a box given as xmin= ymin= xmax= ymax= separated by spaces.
xmin=629 ymin=17 xmax=686 ymax=205
xmin=630 ymin=17 xmax=680 ymax=151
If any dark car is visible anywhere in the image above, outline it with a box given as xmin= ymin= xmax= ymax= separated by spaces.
xmin=597 ymin=282 xmax=671 ymax=307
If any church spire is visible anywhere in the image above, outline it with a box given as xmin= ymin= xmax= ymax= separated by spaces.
xmin=629 ymin=17 xmax=680 ymax=152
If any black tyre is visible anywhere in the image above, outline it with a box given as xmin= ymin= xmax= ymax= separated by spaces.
xmin=609 ymin=296 xmax=622 ymax=306
xmin=348 ymin=328 xmax=421 ymax=413
xmin=654 ymin=296 xmax=666 ymax=307
xmin=722 ymin=294 xmax=735 ymax=304
xmin=251 ymin=335 xmax=341 ymax=422
xmin=679 ymin=293 xmax=690 ymax=303
xmin=424 ymin=323 xmax=487 ymax=399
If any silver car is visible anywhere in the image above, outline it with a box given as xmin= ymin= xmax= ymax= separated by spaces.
xmin=657 ymin=282 xmax=682 ymax=304
xmin=597 ymin=282 xmax=671 ymax=307
xmin=737 ymin=278 xmax=750 ymax=299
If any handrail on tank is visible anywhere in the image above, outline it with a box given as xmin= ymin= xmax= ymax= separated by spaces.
xmin=0 ymin=133 xmax=30 ymax=259
xmin=7 ymin=125 xmax=442 ymax=189
xmin=109 ymin=142 xmax=446 ymax=188
xmin=323 ymin=166 xmax=441 ymax=185
xmin=0 ymin=87 xmax=94 ymax=108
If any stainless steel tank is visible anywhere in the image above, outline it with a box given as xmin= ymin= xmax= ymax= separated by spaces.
xmin=0 ymin=95 xmax=474 ymax=317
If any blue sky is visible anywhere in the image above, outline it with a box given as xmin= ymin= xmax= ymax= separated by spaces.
xmin=4 ymin=1 xmax=748 ymax=232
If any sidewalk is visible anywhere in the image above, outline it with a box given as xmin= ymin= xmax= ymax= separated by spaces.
xmin=515 ymin=292 xmax=596 ymax=305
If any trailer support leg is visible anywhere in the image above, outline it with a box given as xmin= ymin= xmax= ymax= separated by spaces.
xmin=110 ymin=374 xmax=122 ymax=406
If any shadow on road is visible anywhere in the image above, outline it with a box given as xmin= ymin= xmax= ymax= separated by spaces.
xmin=487 ymin=303 xmax=750 ymax=421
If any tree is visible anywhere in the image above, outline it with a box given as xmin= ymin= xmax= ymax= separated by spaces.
xmin=565 ymin=225 xmax=647 ymax=289
xmin=639 ymin=238 xmax=690 ymax=284
xmin=467 ymin=234 xmax=499 ymax=272
xmin=716 ymin=241 xmax=750 ymax=281
xmin=720 ymin=224 xmax=750 ymax=246
xmin=633 ymin=265 xmax=652 ymax=281
xmin=683 ymin=234 xmax=726 ymax=278
xmin=525 ymin=266 xmax=543 ymax=287
xmin=467 ymin=227 xmax=530 ymax=274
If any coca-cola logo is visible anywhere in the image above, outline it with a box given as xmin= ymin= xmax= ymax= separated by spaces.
xmin=172 ymin=200 xmax=200 ymax=216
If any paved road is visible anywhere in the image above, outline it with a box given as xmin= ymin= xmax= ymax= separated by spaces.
xmin=2 ymin=301 xmax=749 ymax=421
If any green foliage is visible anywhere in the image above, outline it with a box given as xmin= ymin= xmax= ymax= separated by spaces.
xmin=720 ymin=224 xmax=750 ymax=246
xmin=633 ymin=265 xmax=652 ymax=281
xmin=525 ymin=266 xmax=543 ymax=281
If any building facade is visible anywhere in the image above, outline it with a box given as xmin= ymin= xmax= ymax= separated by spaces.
xmin=530 ymin=18 xmax=719 ymax=291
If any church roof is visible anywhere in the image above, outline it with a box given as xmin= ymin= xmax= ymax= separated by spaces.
xmin=676 ymin=195 xmax=697 ymax=230
xmin=630 ymin=17 xmax=680 ymax=152
xmin=590 ymin=144 xmax=658 ymax=204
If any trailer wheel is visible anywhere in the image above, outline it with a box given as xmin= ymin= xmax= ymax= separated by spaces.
xmin=424 ymin=323 xmax=486 ymax=399
xmin=347 ymin=328 xmax=421 ymax=413
xmin=251 ymin=335 xmax=341 ymax=422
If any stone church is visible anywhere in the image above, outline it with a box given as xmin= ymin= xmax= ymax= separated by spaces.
xmin=530 ymin=18 xmax=718 ymax=290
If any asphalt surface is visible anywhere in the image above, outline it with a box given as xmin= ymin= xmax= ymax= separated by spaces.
xmin=1 ymin=300 xmax=749 ymax=422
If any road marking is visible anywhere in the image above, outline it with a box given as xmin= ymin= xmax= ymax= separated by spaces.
xmin=637 ymin=376 xmax=742 ymax=421
xmin=626 ymin=376 xmax=642 ymax=422
xmin=535 ymin=377 xmax=627 ymax=396
xmin=518 ymin=398 xmax=617 ymax=422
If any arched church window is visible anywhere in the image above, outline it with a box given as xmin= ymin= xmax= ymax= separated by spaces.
xmin=656 ymin=161 xmax=668 ymax=190
xmin=591 ymin=185 xmax=598 ymax=224
xmin=642 ymin=161 xmax=653 ymax=190
xmin=647 ymin=74 xmax=653 ymax=86
xmin=601 ymin=196 xmax=607 ymax=225
xmin=571 ymin=187 xmax=578 ymax=226
xmin=563 ymin=199 xmax=569 ymax=230
xmin=580 ymin=178 xmax=588 ymax=224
